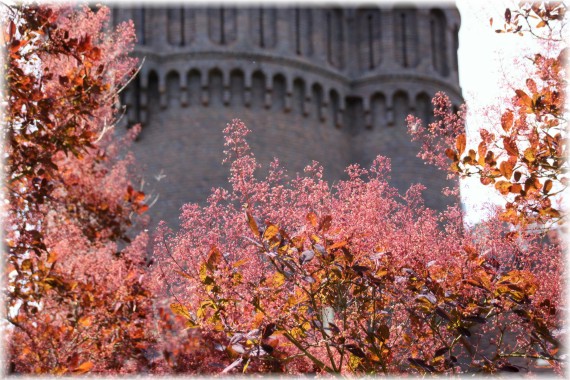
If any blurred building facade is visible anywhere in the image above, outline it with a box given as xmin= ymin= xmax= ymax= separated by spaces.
xmin=113 ymin=5 xmax=463 ymax=227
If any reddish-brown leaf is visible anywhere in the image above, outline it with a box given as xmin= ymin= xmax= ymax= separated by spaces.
xmin=477 ymin=142 xmax=487 ymax=166
xmin=524 ymin=176 xmax=541 ymax=193
xmin=513 ymin=171 xmax=522 ymax=182
xmin=320 ymin=215 xmax=333 ymax=231
xmin=543 ymin=179 xmax=553 ymax=194
xmin=510 ymin=183 xmax=523 ymax=194
xmin=526 ymin=78 xmax=537 ymax=93
xmin=505 ymin=8 xmax=511 ymax=23
xmin=501 ymin=110 xmax=514 ymax=132
xmin=246 ymin=211 xmax=260 ymax=237
xmin=445 ymin=148 xmax=458 ymax=161
xmin=206 ymin=246 xmax=223 ymax=271
xmin=503 ymin=137 xmax=519 ymax=157
xmin=306 ymin=212 xmax=318 ymax=228
xmin=485 ymin=151 xmax=496 ymax=166
xmin=468 ymin=149 xmax=476 ymax=162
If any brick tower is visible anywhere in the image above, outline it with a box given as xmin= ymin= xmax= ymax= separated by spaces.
xmin=112 ymin=5 xmax=463 ymax=227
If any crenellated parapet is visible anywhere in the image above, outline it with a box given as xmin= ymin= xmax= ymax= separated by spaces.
xmin=123 ymin=62 xmax=462 ymax=133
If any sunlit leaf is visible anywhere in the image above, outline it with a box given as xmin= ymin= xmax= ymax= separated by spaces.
xmin=233 ymin=258 xmax=249 ymax=268
xmin=263 ymin=224 xmax=279 ymax=240
xmin=455 ymin=134 xmax=466 ymax=156
xmin=515 ymin=89 xmax=534 ymax=112
xmin=170 ymin=303 xmax=192 ymax=320
xmin=77 ymin=316 xmax=92 ymax=327
xmin=477 ymin=142 xmax=487 ymax=165
xmin=73 ymin=361 xmax=94 ymax=374
xmin=329 ymin=240 xmax=348 ymax=250
xmin=524 ymin=147 xmax=536 ymax=162
xmin=495 ymin=180 xmax=512 ymax=195
xmin=271 ymin=272 xmax=286 ymax=288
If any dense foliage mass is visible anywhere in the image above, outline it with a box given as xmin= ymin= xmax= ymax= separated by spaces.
xmin=151 ymin=2 xmax=566 ymax=374
xmin=2 ymin=1 xmax=566 ymax=376
xmin=3 ymin=4 xmax=155 ymax=374
xmin=152 ymin=119 xmax=564 ymax=374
